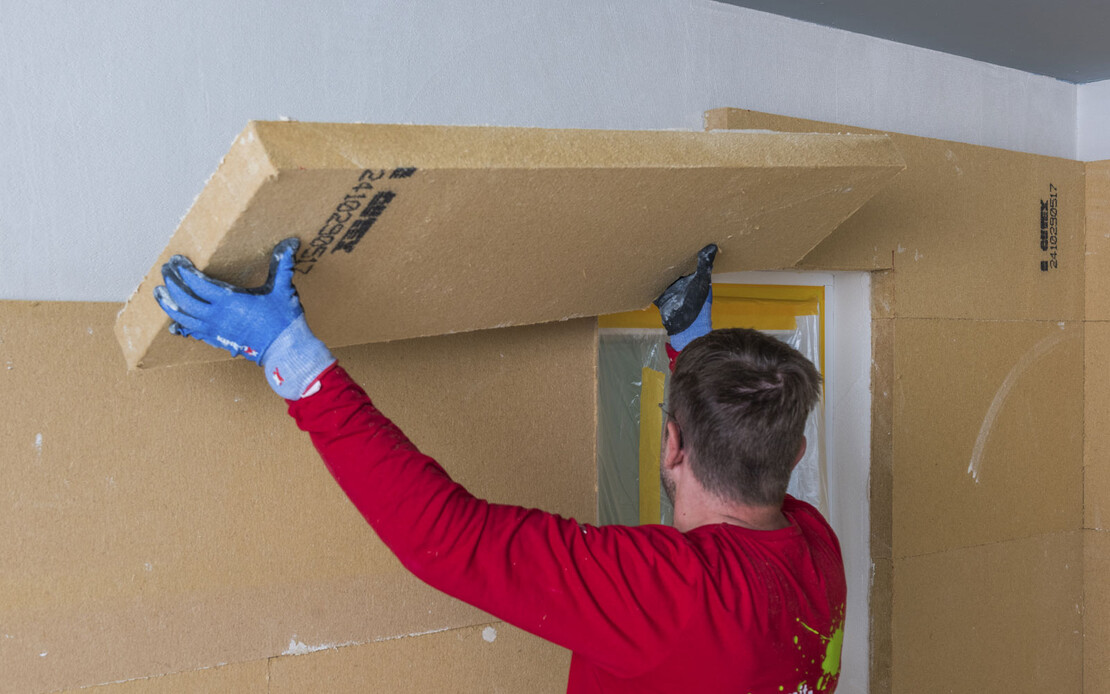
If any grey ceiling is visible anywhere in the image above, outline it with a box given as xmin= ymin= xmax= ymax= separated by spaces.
xmin=715 ymin=0 xmax=1110 ymax=83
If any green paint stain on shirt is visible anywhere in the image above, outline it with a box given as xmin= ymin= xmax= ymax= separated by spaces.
xmin=796 ymin=615 xmax=844 ymax=691
xmin=823 ymin=626 xmax=844 ymax=676
xmin=816 ymin=625 xmax=844 ymax=689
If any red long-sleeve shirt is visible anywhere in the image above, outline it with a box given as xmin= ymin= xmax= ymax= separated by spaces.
xmin=289 ymin=364 xmax=846 ymax=693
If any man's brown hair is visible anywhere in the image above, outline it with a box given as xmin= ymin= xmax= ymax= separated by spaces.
xmin=668 ymin=328 xmax=823 ymax=506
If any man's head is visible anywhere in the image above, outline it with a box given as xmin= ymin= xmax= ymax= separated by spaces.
xmin=664 ymin=328 xmax=823 ymax=507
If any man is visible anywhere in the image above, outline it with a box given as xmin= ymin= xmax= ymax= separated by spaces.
xmin=154 ymin=239 xmax=845 ymax=693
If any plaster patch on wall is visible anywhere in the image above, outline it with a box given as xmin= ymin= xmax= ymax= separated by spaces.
xmin=284 ymin=638 xmax=331 ymax=656
xmin=33 ymin=433 xmax=42 ymax=459
xmin=282 ymin=625 xmax=459 ymax=657
xmin=283 ymin=636 xmax=358 ymax=656
xmin=482 ymin=626 xmax=497 ymax=643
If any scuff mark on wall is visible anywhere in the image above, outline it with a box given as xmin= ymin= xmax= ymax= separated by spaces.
xmin=967 ymin=328 xmax=1072 ymax=483
xmin=373 ymin=626 xmax=453 ymax=643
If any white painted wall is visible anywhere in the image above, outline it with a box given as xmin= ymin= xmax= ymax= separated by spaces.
xmin=0 ymin=0 xmax=1079 ymax=301
xmin=1079 ymin=79 xmax=1110 ymax=161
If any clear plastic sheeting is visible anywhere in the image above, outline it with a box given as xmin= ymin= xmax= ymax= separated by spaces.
xmin=597 ymin=331 xmax=673 ymax=526
xmin=777 ymin=314 xmax=827 ymax=514
xmin=597 ymin=312 xmax=826 ymax=527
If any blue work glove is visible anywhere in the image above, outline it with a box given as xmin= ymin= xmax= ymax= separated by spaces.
xmin=654 ymin=244 xmax=718 ymax=352
xmin=153 ymin=238 xmax=335 ymax=400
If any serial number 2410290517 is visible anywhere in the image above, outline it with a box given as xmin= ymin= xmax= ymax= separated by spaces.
xmin=294 ymin=167 xmax=416 ymax=275
xmin=1040 ymin=183 xmax=1058 ymax=272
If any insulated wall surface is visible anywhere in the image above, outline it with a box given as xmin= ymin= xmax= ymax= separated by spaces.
xmin=115 ymin=122 xmax=904 ymax=369
xmin=1085 ymin=159 xmax=1110 ymax=694
xmin=707 ymin=108 xmax=1085 ymax=321
xmin=709 ymin=109 xmax=1086 ymax=692
xmin=0 ymin=301 xmax=592 ymax=692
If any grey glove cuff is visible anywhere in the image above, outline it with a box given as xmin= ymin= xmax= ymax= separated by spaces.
xmin=260 ymin=315 xmax=336 ymax=400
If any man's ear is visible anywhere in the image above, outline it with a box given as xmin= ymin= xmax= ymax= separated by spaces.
xmin=663 ymin=419 xmax=685 ymax=472
xmin=791 ymin=437 xmax=808 ymax=471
